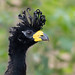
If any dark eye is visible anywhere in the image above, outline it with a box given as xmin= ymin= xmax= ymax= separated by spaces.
xmin=26 ymin=30 xmax=33 ymax=35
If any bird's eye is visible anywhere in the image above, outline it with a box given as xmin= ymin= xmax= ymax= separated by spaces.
xmin=26 ymin=30 xmax=33 ymax=35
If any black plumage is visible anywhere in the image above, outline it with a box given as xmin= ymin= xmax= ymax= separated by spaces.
xmin=4 ymin=8 xmax=47 ymax=75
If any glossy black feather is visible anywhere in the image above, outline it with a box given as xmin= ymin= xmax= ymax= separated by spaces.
xmin=4 ymin=8 xmax=46 ymax=75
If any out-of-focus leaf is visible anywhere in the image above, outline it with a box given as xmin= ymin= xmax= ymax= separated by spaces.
xmin=58 ymin=37 xmax=73 ymax=51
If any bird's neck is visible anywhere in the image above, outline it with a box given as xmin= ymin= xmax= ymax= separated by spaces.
xmin=5 ymin=38 xmax=29 ymax=75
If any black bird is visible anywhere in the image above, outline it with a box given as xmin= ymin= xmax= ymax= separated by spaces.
xmin=4 ymin=8 xmax=49 ymax=75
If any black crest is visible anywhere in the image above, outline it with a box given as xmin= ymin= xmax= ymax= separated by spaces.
xmin=18 ymin=8 xmax=46 ymax=31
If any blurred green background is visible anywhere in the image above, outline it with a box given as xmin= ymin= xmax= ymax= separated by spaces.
xmin=0 ymin=0 xmax=75 ymax=75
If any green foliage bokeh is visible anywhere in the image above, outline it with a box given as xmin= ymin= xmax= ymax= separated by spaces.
xmin=0 ymin=0 xmax=75 ymax=75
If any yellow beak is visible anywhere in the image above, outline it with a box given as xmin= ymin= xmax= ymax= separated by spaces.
xmin=33 ymin=30 xmax=49 ymax=42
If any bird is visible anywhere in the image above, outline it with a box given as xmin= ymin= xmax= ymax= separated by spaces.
xmin=4 ymin=8 xmax=49 ymax=75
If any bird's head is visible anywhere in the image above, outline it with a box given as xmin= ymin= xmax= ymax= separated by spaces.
xmin=10 ymin=8 xmax=49 ymax=47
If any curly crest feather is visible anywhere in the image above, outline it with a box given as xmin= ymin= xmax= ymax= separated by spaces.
xmin=18 ymin=8 xmax=46 ymax=31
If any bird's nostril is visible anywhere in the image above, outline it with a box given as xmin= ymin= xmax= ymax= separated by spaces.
xmin=41 ymin=35 xmax=43 ymax=37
